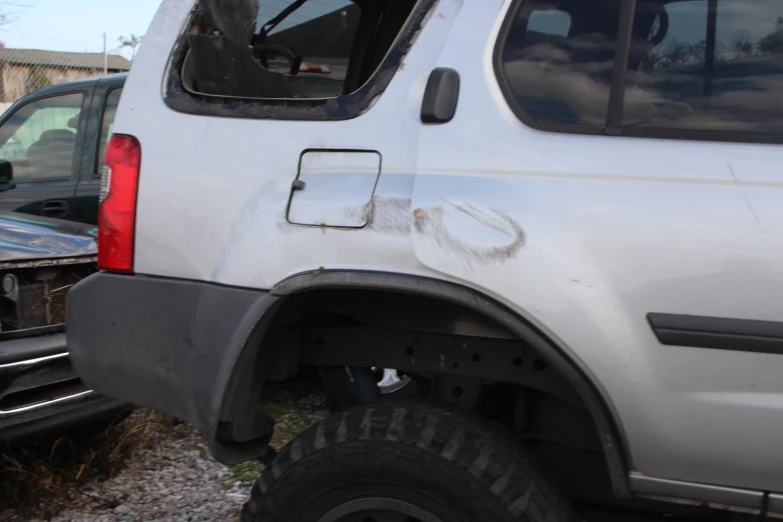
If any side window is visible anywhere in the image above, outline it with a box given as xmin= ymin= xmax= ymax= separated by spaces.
xmin=625 ymin=0 xmax=783 ymax=134
xmin=0 ymin=92 xmax=83 ymax=182
xmin=257 ymin=0 xmax=359 ymax=99
xmin=182 ymin=0 xmax=417 ymax=101
xmin=97 ymin=88 xmax=122 ymax=172
xmin=497 ymin=0 xmax=623 ymax=127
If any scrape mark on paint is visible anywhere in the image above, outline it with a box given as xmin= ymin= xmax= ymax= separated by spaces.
xmin=334 ymin=198 xmax=411 ymax=234
xmin=340 ymin=201 xmax=374 ymax=226
xmin=413 ymin=200 xmax=524 ymax=264
xmin=335 ymin=197 xmax=413 ymax=234
xmin=369 ymin=197 xmax=413 ymax=235
xmin=278 ymin=197 xmax=413 ymax=235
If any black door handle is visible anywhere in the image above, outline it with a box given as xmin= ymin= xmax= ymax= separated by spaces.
xmin=421 ymin=68 xmax=460 ymax=124
xmin=41 ymin=200 xmax=70 ymax=219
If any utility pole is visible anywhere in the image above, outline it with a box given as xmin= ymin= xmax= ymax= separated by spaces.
xmin=103 ymin=33 xmax=108 ymax=75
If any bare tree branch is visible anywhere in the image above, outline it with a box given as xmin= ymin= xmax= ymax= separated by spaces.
xmin=118 ymin=33 xmax=143 ymax=60
xmin=0 ymin=0 xmax=34 ymax=28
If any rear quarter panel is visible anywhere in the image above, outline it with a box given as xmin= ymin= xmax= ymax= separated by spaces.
xmin=120 ymin=0 xmax=461 ymax=285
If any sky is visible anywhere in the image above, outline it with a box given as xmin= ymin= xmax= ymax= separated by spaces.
xmin=0 ymin=0 xmax=350 ymax=58
xmin=0 ymin=0 xmax=162 ymax=59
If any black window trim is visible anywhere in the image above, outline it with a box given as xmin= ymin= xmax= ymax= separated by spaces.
xmin=0 ymin=89 xmax=88 ymax=185
xmin=606 ymin=0 xmax=636 ymax=133
xmin=95 ymin=86 xmax=123 ymax=176
xmin=493 ymin=0 xmax=783 ymax=146
xmin=163 ymin=0 xmax=436 ymax=121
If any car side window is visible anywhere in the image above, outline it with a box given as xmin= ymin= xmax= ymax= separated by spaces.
xmin=257 ymin=0 xmax=359 ymax=99
xmin=0 ymin=92 xmax=84 ymax=182
xmin=97 ymin=88 xmax=123 ymax=172
xmin=624 ymin=0 xmax=783 ymax=134
xmin=497 ymin=0 xmax=623 ymax=128
xmin=497 ymin=0 xmax=783 ymax=142
xmin=171 ymin=0 xmax=423 ymax=118
xmin=184 ymin=0 xmax=366 ymax=100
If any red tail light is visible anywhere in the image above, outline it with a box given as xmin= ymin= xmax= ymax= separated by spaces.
xmin=98 ymin=135 xmax=141 ymax=273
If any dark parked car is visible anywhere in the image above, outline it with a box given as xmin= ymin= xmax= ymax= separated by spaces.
xmin=0 ymin=211 xmax=125 ymax=441
xmin=0 ymin=73 xmax=126 ymax=225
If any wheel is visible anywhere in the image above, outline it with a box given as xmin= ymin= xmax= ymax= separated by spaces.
xmin=242 ymin=402 xmax=576 ymax=522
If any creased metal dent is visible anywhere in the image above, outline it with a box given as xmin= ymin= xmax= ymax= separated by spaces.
xmin=413 ymin=200 xmax=524 ymax=264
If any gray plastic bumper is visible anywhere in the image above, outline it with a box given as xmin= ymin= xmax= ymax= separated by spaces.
xmin=66 ymin=272 xmax=279 ymax=463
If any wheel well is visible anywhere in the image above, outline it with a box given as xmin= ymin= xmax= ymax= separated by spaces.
xmin=242 ymin=271 xmax=629 ymax=501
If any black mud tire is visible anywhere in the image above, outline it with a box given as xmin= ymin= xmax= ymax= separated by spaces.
xmin=242 ymin=401 xmax=576 ymax=522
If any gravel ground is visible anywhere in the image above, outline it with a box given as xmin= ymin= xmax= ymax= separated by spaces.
xmin=18 ymin=426 xmax=253 ymax=522
xmin=0 ymin=383 xmax=330 ymax=522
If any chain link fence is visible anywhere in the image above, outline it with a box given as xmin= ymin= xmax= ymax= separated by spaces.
xmin=0 ymin=48 xmax=131 ymax=114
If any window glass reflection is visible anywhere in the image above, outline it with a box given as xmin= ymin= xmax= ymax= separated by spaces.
xmin=625 ymin=0 xmax=783 ymax=134
xmin=500 ymin=0 xmax=623 ymax=126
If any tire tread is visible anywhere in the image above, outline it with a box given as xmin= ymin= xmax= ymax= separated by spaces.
xmin=242 ymin=401 xmax=575 ymax=521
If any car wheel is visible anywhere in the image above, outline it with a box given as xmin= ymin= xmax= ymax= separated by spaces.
xmin=242 ymin=402 xmax=576 ymax=522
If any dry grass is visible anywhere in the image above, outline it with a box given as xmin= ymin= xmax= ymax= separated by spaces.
xmin=261 ymin=382 xmax=331 ymax=450
xmin=0 ymin=409 xmax=180 ymax=519
xmin=0 ymin=376 xmax=331 ymax=520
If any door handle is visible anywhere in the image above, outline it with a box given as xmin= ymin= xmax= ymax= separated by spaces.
xmin=41 ymin=200 xmax=70 ymax=219
xmin=421 ymin=68 xmax=460 ymax=124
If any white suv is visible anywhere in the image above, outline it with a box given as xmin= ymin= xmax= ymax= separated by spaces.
xmin=67 ymin=0 xmax=783 ymax=520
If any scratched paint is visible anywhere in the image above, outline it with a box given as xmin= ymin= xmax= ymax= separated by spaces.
xmin=279 ymin=196 xmax=414 ymax=235
xmin=367 ymin=197 xmax=413 ymax=235
xmin=413 ymin=199 xmax=524 ymax=264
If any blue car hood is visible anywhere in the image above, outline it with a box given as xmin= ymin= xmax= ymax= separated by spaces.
xmin=0 ymin=212 xmax=97 ymax=263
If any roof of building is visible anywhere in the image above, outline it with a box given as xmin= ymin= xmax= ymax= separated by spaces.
xmin=0 ymin=48 xmax=131 ymax=71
